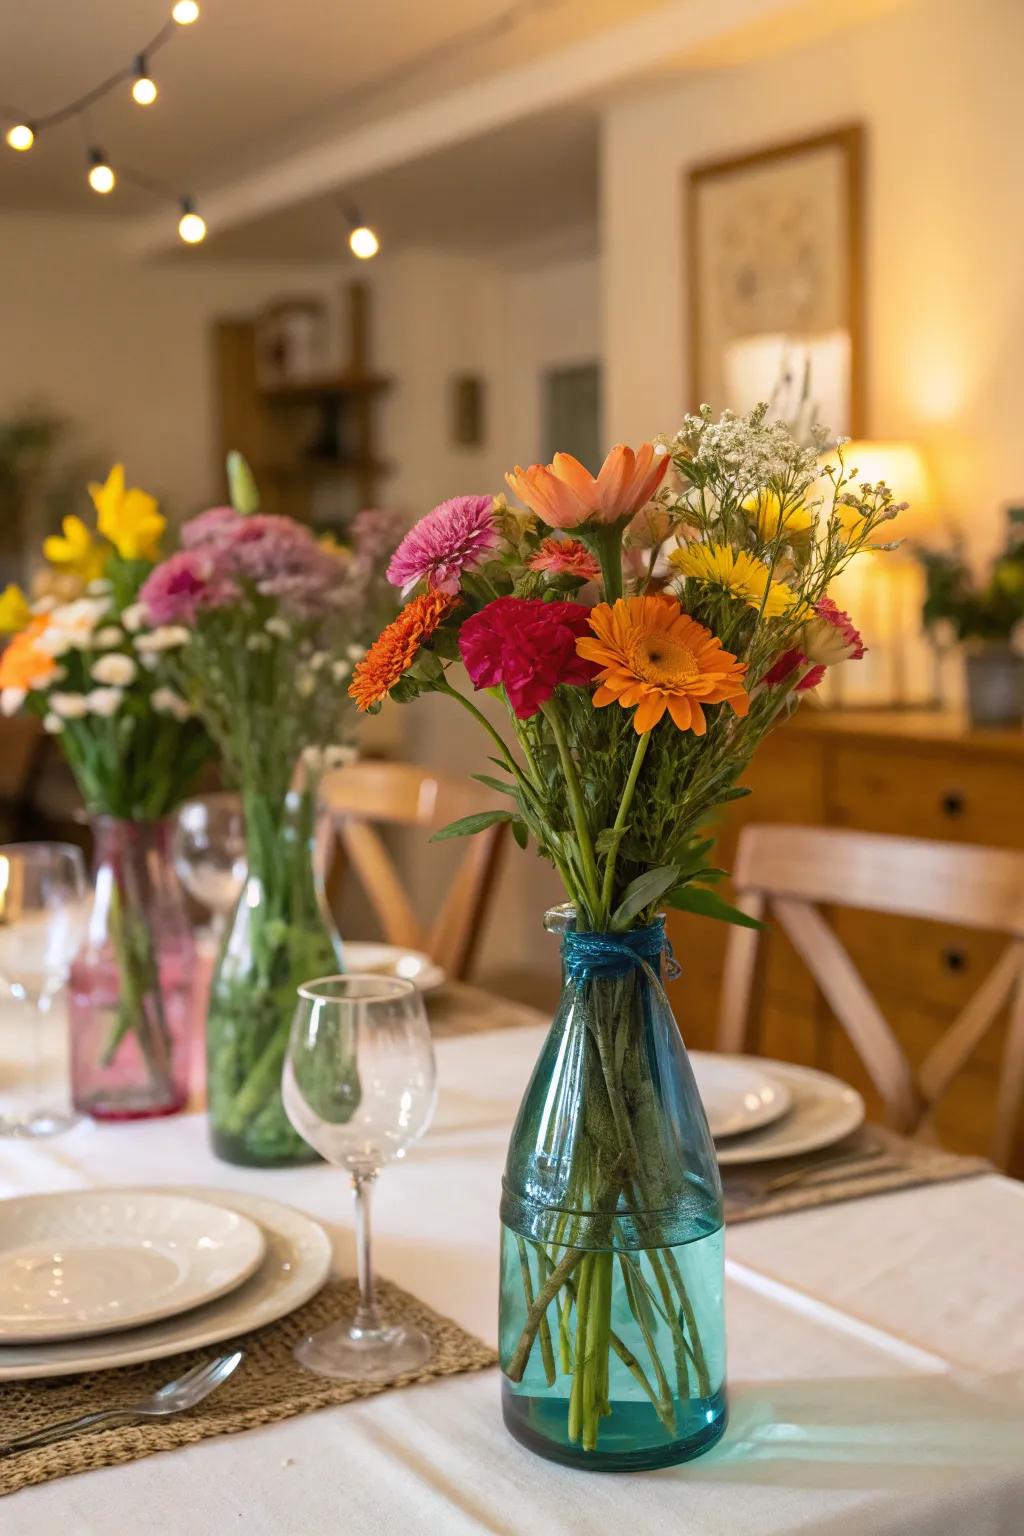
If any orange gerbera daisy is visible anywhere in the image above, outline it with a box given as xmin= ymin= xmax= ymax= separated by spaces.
xmin=348 ymin=590 xmax=455 ymax=711
xmin=577 ymin=593 xmax=750 ymax=736
xmin=0 ymin=615 xmax=59 ymax=693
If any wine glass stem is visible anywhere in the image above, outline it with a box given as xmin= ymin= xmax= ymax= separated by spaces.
xmin=352 ymin=1170 xmax=381 ymax=1333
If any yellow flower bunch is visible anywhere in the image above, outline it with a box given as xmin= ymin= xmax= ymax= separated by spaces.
xmin=38 ymin=464 xmax=166 ymax=588
xmin=670 ymin=542 xmax=797 ymax=618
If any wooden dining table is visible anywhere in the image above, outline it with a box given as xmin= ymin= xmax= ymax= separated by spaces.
xmin=2 ymin=989 xmax=1023 ymax=1534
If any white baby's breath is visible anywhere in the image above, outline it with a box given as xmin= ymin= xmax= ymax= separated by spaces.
xmin=92 ymin=653 xmax=138 ymax=687
xmin=151 ymin=686 xmax=193 ymax=721
xmin=86 ymin=686 xmax=124 ymax=717
xmin=1 ymin=687 xmax=26 ymax=717
xmin=50 ymin=692 xmax=90 ymax=719
xmin=42 ymin=712 xmax=63 ymax=734
xmin=121 ymin=602 xmax=148 ymax=633
xmin=93 ymin=625 xmax=125 ymax=649
xmin=331 ymin=659 xmax=352 ymax=682
xmin=135 ymin=625 xmax=190 ymax=653
xmin=265 ymin=616 xmax=291 ymax=640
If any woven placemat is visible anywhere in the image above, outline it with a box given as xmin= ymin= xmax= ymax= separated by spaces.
xmin=0 ymin=1277 xmax=495 ymax=1498
xmin=723 ymin=1125 xmax=990 ymax=1224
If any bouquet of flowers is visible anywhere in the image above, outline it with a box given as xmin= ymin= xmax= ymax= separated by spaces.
xmin=348 ymin=405 xmax=902 ymax=1468
xmin=0 ymin=466 xmax=210 ymax=1118
xmin=141 ymin=455 xmax=401 ymax=1164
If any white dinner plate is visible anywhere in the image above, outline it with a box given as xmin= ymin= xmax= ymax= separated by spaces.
xmin=343 ymin=942 xmax=446 ymax=993
xmin=0 ymin=1190 xmax=266 ymax=1345
xmin=713 ymin=1057 xmax=866 ymax=1166
xmin=0 ymin=1187 xmax=332 ymax=1379
xmin=689 ymin=1052 xmax=792 ymax=1139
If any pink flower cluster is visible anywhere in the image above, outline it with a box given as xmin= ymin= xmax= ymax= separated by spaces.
xmin=459 ymin=597 xmax=597 ymax=719
xmin=142 ymin=508 xmax=346 ymax=625
xmin=387 ymin=496 xmax=497 ymax=596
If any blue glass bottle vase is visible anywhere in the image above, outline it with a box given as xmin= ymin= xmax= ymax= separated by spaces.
xmin=499 ymin=911 xmax=727 ymax=1471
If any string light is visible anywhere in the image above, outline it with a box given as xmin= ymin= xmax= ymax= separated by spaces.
xmin=343 ymin=206 xmax=380 ymax=260
xmin=2 ymin=13 xmax=208 ymax=243
xmin=177 ymin=198 xmax=206 ymax=244
xmin=131 ymin=57 xmax=158 ymax=106
xmin=87 ymin=148 xmax=116 ymax=195
xmin=5 ymin=123 xmax=34 ymax=152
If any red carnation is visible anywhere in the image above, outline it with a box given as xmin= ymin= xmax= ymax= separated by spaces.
xmin=459 ymin=596 xmax=597 ymax=718
xmin=761 ymin=647 xmax=826 ymax=693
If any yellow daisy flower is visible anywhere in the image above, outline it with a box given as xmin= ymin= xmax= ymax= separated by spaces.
xmin=0 ymin=584 xmax=31 ymax=634
xmin=670 ymin=542 xmax=796 ymax=618
xmin=742 ymin=490 xmax=814 ymax=541
xmin=42 ymin=516 xmax=108 ymax=583
xmin=89 ymin=464 xmax=166 ymax=562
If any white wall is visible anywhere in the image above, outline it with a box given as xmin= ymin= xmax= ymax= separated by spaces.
xmin=0 ymin=211 xmax=364 ymax=517
xmin=602 ymin=0 xmax=1024 ymax=560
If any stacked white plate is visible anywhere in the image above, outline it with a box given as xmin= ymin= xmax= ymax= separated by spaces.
xmin=690 ymin=1051 xmax=865 ymax=1165
xmin=0 ymin=1188 xmax=331 ymax=1380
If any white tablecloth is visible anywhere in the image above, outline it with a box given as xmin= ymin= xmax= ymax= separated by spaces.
xmin=2 ymin=1021 xmax=1023 ymax=1536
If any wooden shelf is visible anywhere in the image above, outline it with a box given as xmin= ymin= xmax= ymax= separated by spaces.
xmin=260 ymin=373 xmax=393 ymax=403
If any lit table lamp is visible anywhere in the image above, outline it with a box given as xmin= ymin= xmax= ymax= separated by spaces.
xmin=823 ymin=441 xmax=935 ymax=708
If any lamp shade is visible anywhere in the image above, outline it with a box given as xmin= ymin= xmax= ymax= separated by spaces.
xmin=841 ymin=440 xmax=934 ymax=538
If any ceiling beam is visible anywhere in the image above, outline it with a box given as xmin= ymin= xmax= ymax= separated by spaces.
xmin=126 ymin=0 xmax=881 ymax=257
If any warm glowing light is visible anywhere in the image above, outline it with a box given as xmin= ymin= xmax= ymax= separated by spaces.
xmin=132 ymin=75 xmax=158 ymax=106
xmin=178 ymin=209 xmax=207 ymax=244
xmin=6 ymin=124 xmax=34 ymax=151
xmin=87 ymin=153 xmax=116 ymax=195
xmin=172 ymin=1 xmax=200 ymax=22
xmin=349 ymin=224 xmax=379 ymax=260
xmin=842 ymin=441 xmax=934 ymax=537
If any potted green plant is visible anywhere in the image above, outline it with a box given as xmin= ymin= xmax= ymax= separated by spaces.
xmin=918 ymin=531 xmax=1024 ymax=727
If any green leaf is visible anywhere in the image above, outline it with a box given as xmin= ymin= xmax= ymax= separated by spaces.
xmin=664 ymin=885 xmax=763 ymax=929
xmin=596 ymin=824 xmax=630 ymax=857
xmin=718 ymin=786 xmax=752 ymax=803
xmin=471 ymin=772 xmax=518 ymax=799
xmin=429 ymin=809 xmax=515 ymax=842
xmin=511 ymin=820 xmax=529 ymax=850
xmin=610 ymin=865 xmax=680 ymax=930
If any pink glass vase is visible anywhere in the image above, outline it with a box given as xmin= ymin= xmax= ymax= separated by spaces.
xmin=68 ymin=817 xmax=194 ymax=1121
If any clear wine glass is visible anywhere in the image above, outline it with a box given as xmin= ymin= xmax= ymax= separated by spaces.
xmin=0 ymin=842 xmax=89 ymax=1136
xmin=283 ymin=974 xmax=438 ymax=1381
xmin=174 ymin=794 xmax=247 ymax=933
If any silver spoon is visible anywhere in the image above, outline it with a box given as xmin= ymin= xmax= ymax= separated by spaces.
xmin=1 ymin=1349 xmax=244 ymax=1457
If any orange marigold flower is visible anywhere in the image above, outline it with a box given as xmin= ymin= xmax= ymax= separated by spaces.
xmin=0 ymin=615 xmax=59 ymax=693
xmin=577 ymin=593 xmax=750 ymax=736
xmin=348 ymin=591 xmax=455 ymax=711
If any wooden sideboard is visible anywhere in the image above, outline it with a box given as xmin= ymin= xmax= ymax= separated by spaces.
xmin=664 ymin=710 xmax=1024 ymax=1159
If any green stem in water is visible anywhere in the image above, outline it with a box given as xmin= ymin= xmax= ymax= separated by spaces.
xmin=600 ymin=729 xmax=651 ymax=918
xmin=515 ymin=1236 xmax=556 ymax=1387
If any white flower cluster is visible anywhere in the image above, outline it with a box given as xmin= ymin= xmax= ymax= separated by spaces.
xmin=670 ymin=403 xmax=827 ymax=501
xmin=6 ymin=593 xmax=193 ymax=725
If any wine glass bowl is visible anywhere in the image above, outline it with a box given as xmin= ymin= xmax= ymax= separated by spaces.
xmin=283 ymin=973 xmax=437 ymax=1381
xmin=173 ymin=794 xmax=247 ymax=920
xmin=0 ymin=842 xmax=89 ymax=1136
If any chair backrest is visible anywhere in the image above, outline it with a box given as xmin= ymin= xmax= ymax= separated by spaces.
xmin=717 ymin=824 xmax=1024 ymax=1168
xmin=319 ymin=761 xmax=507 ymax=980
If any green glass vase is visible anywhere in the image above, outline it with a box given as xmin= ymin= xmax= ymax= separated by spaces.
xmin=499 ymin=912 xmax=727 ymax=1471
xmin=206 ymin=787 xmax=342 ymax=1166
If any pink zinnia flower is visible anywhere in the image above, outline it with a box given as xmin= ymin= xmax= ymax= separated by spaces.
xmin=181 ymin=507 xmax=240 ymax=548
xmin=801 ymin=597 xmax=866 ymax=666
xmin=140 ymin=550 xmax=235 ymax=625
xmin=527 ymin=537 xmax=601 ymax=583
xmin=761 ymin=648 xmax=826 ymax=692
xmin=387 ymin=496 xmax=498 ymax=596
xmin=459 ymin=596 xmax=597 ymax=719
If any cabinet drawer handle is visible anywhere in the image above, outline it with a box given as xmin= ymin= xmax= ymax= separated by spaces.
xmin=940 ymin=790 xmax=966 ymax=818
xmin=942 ymin=948 xmax=968 ymax=974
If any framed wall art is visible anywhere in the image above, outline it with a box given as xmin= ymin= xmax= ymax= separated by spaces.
xmin=686 ymin=124 xmax=864 ymax=435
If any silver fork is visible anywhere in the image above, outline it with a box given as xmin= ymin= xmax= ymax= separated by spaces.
xmin=1 ymin=1350 xmax=243 ymax=1457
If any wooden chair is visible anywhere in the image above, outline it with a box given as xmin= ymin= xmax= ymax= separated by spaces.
xmin=319 ymin=761 xmax=508 ymax=981
xmin=717 ymin=824 xmax=1024 ymax=1169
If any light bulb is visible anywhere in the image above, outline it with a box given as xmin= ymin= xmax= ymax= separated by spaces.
xmin=349 ymin=224 xmax=379 ymax=260
xmin=172 ymin=1 xmax=200 ymax=22
xmin=178 ymin=205 xmax=207 ymax=244
xmin=6 ymin=124 xmax=34 ymax=152
xmin=87 ymin=151 xmax=115 ymax=195
xmin=132 ymin=59 xmax=158 ymax=106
